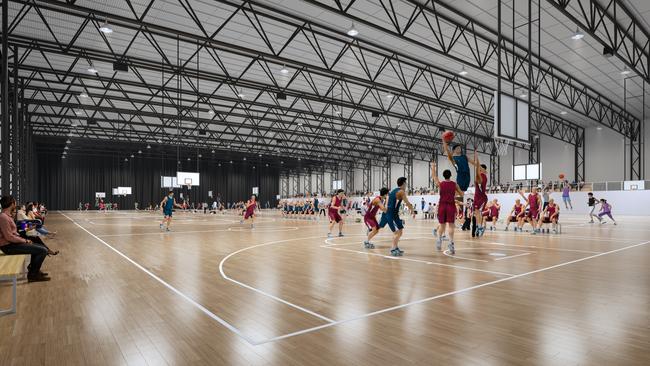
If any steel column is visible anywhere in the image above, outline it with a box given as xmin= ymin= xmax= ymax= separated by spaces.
xmin=1 ymin=0 xmax=9 ymax=195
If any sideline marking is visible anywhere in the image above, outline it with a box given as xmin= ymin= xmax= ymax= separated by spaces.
xmin=59 ymin=212 xmax=259 ymax=345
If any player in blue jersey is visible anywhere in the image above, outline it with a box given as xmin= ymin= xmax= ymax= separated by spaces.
xmin=379 ymin=177 xmax=416 ymax=256
xmin=160 ymin=190 xmax=183 ymax=231
xmin=442 ymin=140 xmax=479 ymax=194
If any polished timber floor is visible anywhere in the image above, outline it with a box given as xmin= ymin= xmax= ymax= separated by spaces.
xmin=0 ymin=209 xmax=649 ymax=365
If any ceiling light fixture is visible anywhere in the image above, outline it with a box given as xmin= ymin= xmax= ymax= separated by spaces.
xmin=621 ymin=68 xmax=631 ymax=75
xmin=597 ymin=126 xmax=602 ymax=130
xmin=211 ymin=149 xmax=215 ymax=153
xmin=130 ymin=154 xmax=134 ymax=158
xmin=146 ymin=144 xmax=151 ymax=149
xmin=66 ymin=139 xmax=71 ymax=144
xmin=519 ymin=92 xmax=528 ymax=98
xmin=208 ymin=109 xmax=215 ymax=115
xmin=99 ymin=19 xmax=113 ymax=34
xmin=64 ymin=146 xmax=69 ymax=150
xmin=87 ymin=65 xmax=98 ymax=74
xmin=560 ymin=110 xmax=568 ymax=115
xmin=138 ymin=150 xmax=142 ymax=154
xmin=347 ymin=23 xmax=359 ymax=37
xmin=571 ymin=28 xmax=584 ymax=40
xmin=80 ymin=93 xmax=88 ymax=98
xmin=280 ymin=65 xmax=289 ymax=74
xmin=124 ymin=158 xmax=128 ymax=162
xmin=237 ymin=90 xmax=245 ymax=98
xmin=458 ymin=66 xmax=468 ymax=76
xmin=187 ymin=157 xmax=191 ymax=161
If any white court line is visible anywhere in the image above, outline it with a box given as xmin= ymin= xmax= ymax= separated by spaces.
xmin=494 ymin=252 xmax=531 ymax=261
xmin=219 ymin=236 xmax=336 ymax=323
xmin=58 ymin=212 xmax=259 ymax=346
xmin=98 ymin=226 xmax=299 ymax=237
xmin=257 ymin=239 xmax=650 ymax=345
xmin=483 ymin=230 xmax=623 ymax=242
xmin=442 ymin=250 xmax=489 ymax=263
xmin=322 ymin=237 xmax=512 ymax=276
xmin=454 ymin=240 xmax=602 ymax=254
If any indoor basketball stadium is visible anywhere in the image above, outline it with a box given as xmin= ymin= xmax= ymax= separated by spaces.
xmin=0 ymin=0 xmax=649 ymax=365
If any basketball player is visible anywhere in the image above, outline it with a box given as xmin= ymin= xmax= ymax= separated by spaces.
xmin=587 ymin=192 xmax=598 ymax=223
xmin=540 ymin=198 xmax=560 ymax=233
xmin=561 ymin=180 xmax=573 ymax=210
xmin=442 ymin=140 xmax=471 ymax=193
xmin=363 ymin=188 xmax=389 ymax=249
xmin=160 ymin=190 xmax=183 ymax=231
xmin=472 ymin=152 xmax=489 ymax=237
xmin=483 ymin=199 xmax=500 ymax=231
xmin=504 ymin=198 xmax=525 ymax=232
xmin=432 ymin=162 xmax=463 ymax=254
xmin=596 ymin=199 xmax=617 ymax=225
xmin=520 ymin=188 xmax=542 ymax=234
xmin=379 ymin=177 xmax=416 ymax=257
xmin=241 ymin=195 xmax=257 ymax=228
xmin=327 ymin=190 xmax=345 ymax=237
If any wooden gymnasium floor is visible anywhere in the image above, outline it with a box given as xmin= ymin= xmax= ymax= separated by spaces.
xmin=1 ymin=210 xmax=649 ymax=366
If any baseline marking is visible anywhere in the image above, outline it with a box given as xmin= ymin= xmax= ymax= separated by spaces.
xmin=258 ymin=239 xmax=650 ymax=344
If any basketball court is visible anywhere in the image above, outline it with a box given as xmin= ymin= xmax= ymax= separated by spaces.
xmin=1 ymin=0 xmax=650 ymax=364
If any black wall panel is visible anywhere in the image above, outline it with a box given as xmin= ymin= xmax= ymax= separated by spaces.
xmin=34 ymin=153 xmax=279 ymax=210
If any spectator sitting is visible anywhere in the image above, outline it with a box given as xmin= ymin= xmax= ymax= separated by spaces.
xmin=0 ymin=196 xmax=51 ymax=282
xmin=26 ymin=202 xmax=55 ymax=237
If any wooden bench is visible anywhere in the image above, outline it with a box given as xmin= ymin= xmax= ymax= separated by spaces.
xmin=0 ymin=254 xmax=28 ymax=315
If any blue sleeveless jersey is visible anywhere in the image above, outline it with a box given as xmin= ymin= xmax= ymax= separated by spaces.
xmin=386 ymin=187 xmax=402 ymax=217
xmin=164 ymin=197 xmax=174 ymax=212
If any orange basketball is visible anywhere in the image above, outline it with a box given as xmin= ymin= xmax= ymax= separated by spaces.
xmin=442 ymin=130 xmax=455 ymax=143
xmin=558 ymin=173 xmax=565 ymax=180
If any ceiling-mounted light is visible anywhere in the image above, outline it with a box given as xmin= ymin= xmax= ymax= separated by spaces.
xmin=61 ymin=155 xmax=66 ymax=159
xmin=519 ymin=92 xmax=528 ymax=98
xmin=265 ymin=163 xmax=269 ymax=167
xmin=571 ymin=28 xmax=584 ymax=40
xmin=621 ymin=67 xmax=631 ymax=75
xmin=64 ymin=146 xmax=69 ymax=150
xmin=130 ymin=154 xmax=134 ymax=158
xmin=87 ymin=65 xmax=98 ymax=74
xmin=297 ymin=122 xmax=303 ymax=126
xmin=253 ymin=166 xmax=256 ymax=169
xmin=124 ymin=158 xmax=128 ymax=162
xmin=386 ymin=93 xmax=393 ymax=99
xmin=243 ymin=157 xmax=247 ymax=161
xmin=138 ymin=150 xmax=142 ymax=154
xmin=218 ymin=163 xmax=222 ymax=166
xmin=79 ymin=93 xmax=88 ymax=98
xmin=560 ymin=110 xmax=568 ymax=115
xmin=198 ymin=154 xmax=202 ymax=158
xmin=258 ymin=154 xmax=262 ymax=157
xmin=63 ymin=151 xmax=67 ymax=155
xmin=347 ymin=23 xmax=359 ymax=37
xmin=229 ymin=160 xmax=233 ymax=164
xmin=237 ymin=89 xmax=245 ymax=98
xmin=187 ymin=157 xmax=191 ymax=161
xmin=211 ymin=149 xmax=215 ymax=153
xmin=449 ymin=109 xmax=456 ymax=114
xmin=458 ymin=66 xmax=468 ymax=76
xmin=596 ymin=126 xmax=602 ymax=130
xmin=146 ymin=144 xmax=151 ymax=149
xmin=280 ymin=65 xmax=289 ymax=74
xmin=208 ymin=109 xmax=215 ymax=115
xmin=66 ymin=139 xmax=71 ymax=144
xmin=99 ymin=19 xmax=113 ymax=34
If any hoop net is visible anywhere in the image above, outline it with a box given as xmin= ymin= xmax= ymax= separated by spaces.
xmin=493 ymin=137 xmax=510 ymax=156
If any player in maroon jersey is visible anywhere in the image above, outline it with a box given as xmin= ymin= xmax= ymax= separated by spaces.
xmin=520 ymin=188 xmax=542 ymax=234
xmin=240 ymin=195 xmax=257 ymax=228
xmin=327 ymin=190 xmax=345 ymax=238
xmin=362 ymin=188 xmax=389 ymax=249
xmin=432 ymin=162 xmax=463 ymax=254
xmin=472 ymin=152 xmax=489 ymax=237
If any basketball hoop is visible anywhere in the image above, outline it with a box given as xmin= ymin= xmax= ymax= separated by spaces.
xmin=493 ymin=137 xmax=509 ymax=156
